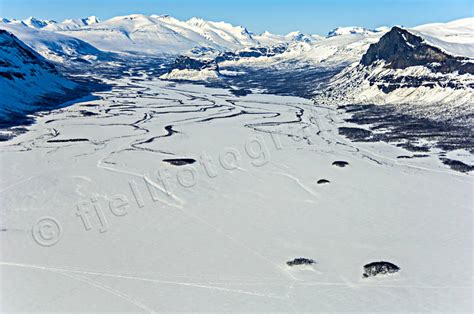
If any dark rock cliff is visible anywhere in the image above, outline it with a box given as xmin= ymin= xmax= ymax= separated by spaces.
xmin=171 ymin=55 xmax=219 ymax=72
xmin=361 ymin=27 xmax=473 ymax=75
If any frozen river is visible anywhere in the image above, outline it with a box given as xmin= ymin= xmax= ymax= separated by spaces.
xmin=1 ymin=75 xmax=472 ymax=312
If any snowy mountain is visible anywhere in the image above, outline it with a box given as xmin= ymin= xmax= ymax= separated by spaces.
xmin=0 ymin=30 xmax=79 ymax=122
xmin=21 ymin=17 xmax=57 ymax=29
xmin=254 ymin=31 xmax=321 ymax=46
xmin=185 ymin=16 xmax=258 ymax=49
xmin=1 ymin=12 xmax=473 ymax=313
xmin=315 ymin=23 xmax=474 ymax=123
xmin=327 ymin=26 xmax=376 ymax=37
xmin=1 ymin=14 xmax=472 ymax=120
xmin=0 ymin=23 xmax=108 ymax=63
xmin=411 ymin=17 xmax=474 ymax=58
xmin=43 ymin=16 xmax=100 ymax=31
xmin=1 ymin=14 xmax=318 ymax=55
xmin=51 ymin=14 xmax=276 ymax=54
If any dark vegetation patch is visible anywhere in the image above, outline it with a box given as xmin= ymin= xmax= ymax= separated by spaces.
xmin=363 ymin=261 xmax=400 ymax=278
xmin=80 ymin=110 xmax=99 ymax=117
xmin=337 ymin=104 xmax=473 ymax=173
xmin=397 ymin=154 xmax=429 ymax=159
xmin=440 ymin=158 xmax=474 ymax=173
xmin=204 ymin=63 xmax=342 ymax=99
xmin=230 ymin=88 xmax=252 ymax=97
xmin=172 ymin=55 xmax=219 ymax=71
xmin=287 ymin=258 xmax=316 ymax=267
xmin=47 ymin=138 xmax=89 ymax=143
xmin=338 ymin=127 xmax=377 ymax=142
xmin=0 ymin=71 xmax=25 ymax=80
xmin=0 ymin=134 xmax=14 ymax=142
xmin=162 ymin=158 xmax=196 ymax=166
xmin=396 ymin=142 xmax=431 ymax=152
xmin=332 ymin=161 xmax=349 ymax=168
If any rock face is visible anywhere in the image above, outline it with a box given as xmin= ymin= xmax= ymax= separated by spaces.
xmin=361 ymin=27 xmax=474 ymax=74
xmin=161 ymin=55 xmax=220 ymax=81
xmin=363 ymin=261 xmax=400 ymax=278
xmin=172 ymin=55 xmax=219 ymax=72
xmin=215 ymin=44 xmax=288 ymax=62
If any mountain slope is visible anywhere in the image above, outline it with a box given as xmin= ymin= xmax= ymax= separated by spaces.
xmin=361 ymin=26 xmax=473 ymax=74
xmin=43 ymin=16 xmax=100 ymax=31
xmin=56 ymin=14 xmax=220 ymax=55
xmin=0 ymin=23 xmax=108 ymax=63
xmin=412 ymin=17 xmax=474 ymax=57
xmin=327 ymin=26 xmax=376 ymax=37
xmin=0 ymin=30 xmax=80 ymax=123
xmin=315 ymin=25 xmax=474 ymax=123
xmin=23 ymin=14 xmax=317 ymax=55
xmin=22 ymin=17 xmax=57 ymax=29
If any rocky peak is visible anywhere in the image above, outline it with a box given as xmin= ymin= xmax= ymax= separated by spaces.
xmin=361 ymin=26 xmax=474 ymax=74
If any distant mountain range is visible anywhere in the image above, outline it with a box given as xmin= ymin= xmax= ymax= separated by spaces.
xmin=0 ymin=14 xmax=473 ymax=125
xmin=1 ymin=14 xmax=325 ymax=55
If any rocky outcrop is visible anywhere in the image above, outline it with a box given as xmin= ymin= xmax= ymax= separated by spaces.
xmin=172 ymin=55 xmax=219 ymax=72
xmin=160 ymin=55 xmax=220 ymax=81
xmin=215 ymin=44 xmax=288 ymax=63
xmin=361 ymin=27 xmax=474 ymax=75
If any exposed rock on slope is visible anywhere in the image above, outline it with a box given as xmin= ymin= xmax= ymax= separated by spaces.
xmin=361 ymin=26 xmax=473 ymax=74
xmin=160 ymin=55 xmax=220 ymax=81
xmin=172 ymin=55 xmax=220 ymax=71
xmin=315 ymin=26 xmax=474 ymax=122
xmin=215 ymin=45 xmax=288 ymax=62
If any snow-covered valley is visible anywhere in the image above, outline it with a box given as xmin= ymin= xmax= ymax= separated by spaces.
xmin=1 ymin=72 xmax=472 ymax=312
xmin=0 ymin=12 xmax=473 ymax=313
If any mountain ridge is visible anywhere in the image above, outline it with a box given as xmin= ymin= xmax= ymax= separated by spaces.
xmin=0 ymin=29 xmax=82 ymax=124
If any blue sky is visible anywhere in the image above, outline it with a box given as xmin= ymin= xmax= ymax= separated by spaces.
xmin=1 ymin=0 xmax=473 ymax=35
